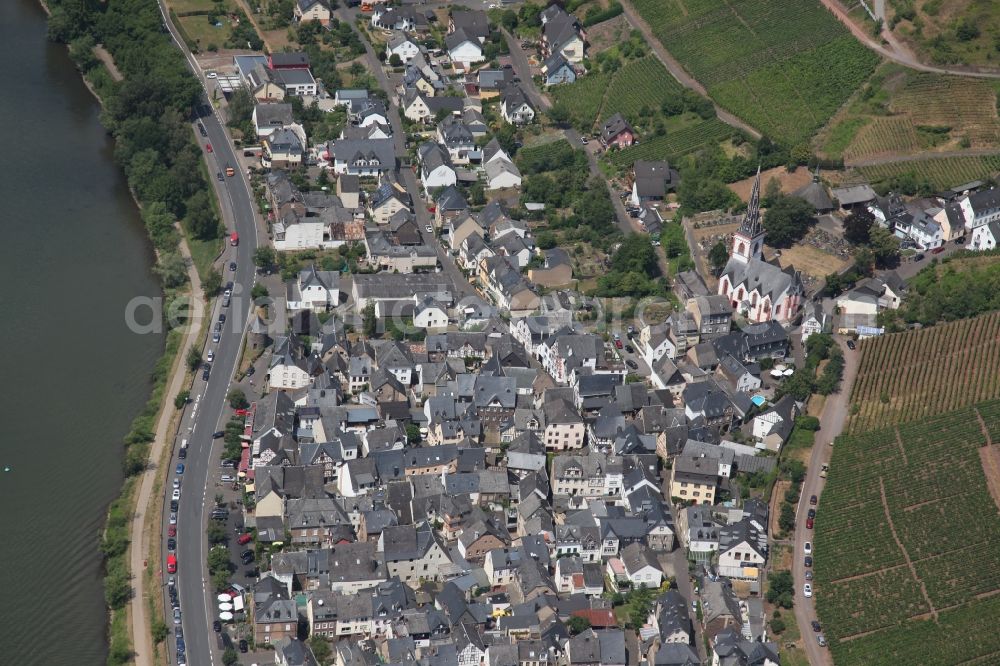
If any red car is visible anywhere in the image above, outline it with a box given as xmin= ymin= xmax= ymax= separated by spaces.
xmin=167 ymin=554 xmax=177 ymax=574
xmin=167 ymin=525 xmax=177 ymax=538
xmin=206 ymin=143 xmax=213 ymax=153
xmin=806 ymin=517 xmax=814 ymax=529
xmin=235 ymin=409 xmax=249 ymax=416
xmin=237 ymin=533 xmax=254 ymax=545
xmin=614 ymin=339 xmax=623 ymax=349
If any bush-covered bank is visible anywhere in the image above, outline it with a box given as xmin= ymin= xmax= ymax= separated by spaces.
xmin=45 ymin=0 xmax=219 ymax=662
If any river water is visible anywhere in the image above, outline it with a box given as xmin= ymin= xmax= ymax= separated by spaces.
xmin=0 ymin=1 xmax=165 ymax=662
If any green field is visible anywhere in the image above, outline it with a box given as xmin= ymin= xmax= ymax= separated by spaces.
xmin=817 ymin=404 xmax=1000 ymax=665
xmin=630 ymin=0 xmax=880 ymax=145
xmin=856 ymin=154 xmax=1000 ymax=191
xmin=177 ymin=14 xmax=233 ymax=49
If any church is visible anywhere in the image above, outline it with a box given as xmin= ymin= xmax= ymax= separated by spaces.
xmin=718 ymin=168 xmax=804 ymax=325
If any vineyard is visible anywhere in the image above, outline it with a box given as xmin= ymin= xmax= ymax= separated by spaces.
xmin=551 ymin=56 xmax=690 ymax=133
xmin=855 ymin=154 xmax=1000 ymax=191
xmin=825 ymin=68 xmax=1000 ymax=162
xmin=848 ymin=312 xmax=1000 ymax=433
xmin=817 ymin=404 xmax=1000 ymax=664
xmin=605 ymin=118 xmax=733 ymax=166
xmin=842 ymin=116 xmax=919 ymax=162
xmin=629 ymin=0 xmax=879 ymax=145
xmin=549 ymin=71 xmax=611 ymax=132
xmin=599 ymin=56 xmax=685 ymax=126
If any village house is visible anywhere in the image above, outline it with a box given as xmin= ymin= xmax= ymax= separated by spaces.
xmin=540 ymin=4 xmax=586 ymax=64
xmin=501 ymin=85 xmax=536 ymax=125
xmin=669 ymin=453 xmax=718 ymax=505
xmin=600 ymin=113 xmax=636 ymax=149
xmin=630 ymin=161 xmax=677 ymax=206
xmin=294 ymin=0 xmax=331 ymax=25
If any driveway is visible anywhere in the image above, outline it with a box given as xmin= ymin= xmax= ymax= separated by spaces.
xmin=791 ymin=336 xmax=860 ymax=666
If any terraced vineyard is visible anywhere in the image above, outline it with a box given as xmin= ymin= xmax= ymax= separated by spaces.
xmin=849 ymin=312 xmax=1000 ymax=433
xmin=856 ymin=154 xmax=1000 ymax=191
xmin=630 ymin=0 xmax=879 ymax=145
xmin=606 ymin=118 xmax=733 ymax=166
xmin=842 ymin=116 xmax=919 ymax=162
xmin=817 ymin=405 xmax=1000 ymax=664
xmin=891 ymin=74 xmax=1000 ymax=148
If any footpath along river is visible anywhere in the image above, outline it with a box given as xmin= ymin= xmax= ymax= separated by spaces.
xmin=0 ymin=1 xmax=165 ymax=662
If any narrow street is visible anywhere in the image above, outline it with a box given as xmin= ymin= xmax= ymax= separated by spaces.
xmin=339 ymin=7 xmax=478 ymax=300
xmin=791 ymin=337 xmax=860 ymax=666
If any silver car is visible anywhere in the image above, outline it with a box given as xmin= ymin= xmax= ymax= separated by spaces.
xmin=173 ymin=608 xmax=182 ymax=625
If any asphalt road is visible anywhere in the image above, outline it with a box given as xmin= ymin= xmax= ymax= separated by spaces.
xmin=155 ymin=3 xmax=261 ymax=664
xmin=791 ymin=336 xmax=859 ymax=666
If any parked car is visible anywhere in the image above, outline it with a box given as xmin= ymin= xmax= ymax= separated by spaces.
xmin=178 ymin=448 xmax=187 ymax=460
xmin=804 ymin=541 xmax=812 ymax=555
xmin=805 ymin=570 xmax=813 ymax=580
xmin=172 ymin=488 xmax=181 ymax=501
xmin=229 ymin=261 xmax=237 ymax=272
xmin=914 ymin=253 xmax=925 ymax=261
xmin=218 ymin=313 xmax=226 ymax=324
xmin=425 ymin=225 xmax=433 ymax=234
xmin=817 ymin=635 xmax=827 ymax=647
xmin=212 ymin=331 xmax=220 ymax=344
xmin=198 ymin=123 xmax=207 ymax=137
xmin=807 ymin=508 xmax=816 ymax=519
xmin=240 ymin=550 xmax=255 ymax=564
xmin=173 ymin=607 xmax=181 ymax=624
xmin=217 ymin=172 xmax=224 ymax=182
xmin=806 ymin=517 xmax=814 ymax=529
xmin=206 ymin=350 xmax=215 ymax=363
xmin=213 ymin=430 xmax=225 ymax=439
xmin=811 ymin=620 xmax=821 ymax=632
xmin=168 ymin=525 xmax=177 ymax=537
xmin=238 ymin=533 xmax=254 ymax=545
xmin=810 ymin=494 xmax=818 ymax=505
xmin=220 ymin=459 xmax=237 ymax=467
xmin=176 ymin=463 xmax=185 ymax=475
xmin=847 ymin=339 xmax=856 ymax=350
xmin=625 ymin=344 xmax=634 ymax=354
xmin=221 ymin=474 xmax=236 ymax=483
xmin=170 ymin=500 xmax=178 ymax=512
xmin=205 ymin=143 xmax=213 ymax=153
xmin=213 ymin=620 xmax=222 ymax=633
xmin=626 ymin=359 xmax=638 ymax=370
xmin=167 ymin=554 xmax=177 ymax=574
xmin=169 ymin=512 xmax=177 ymax=525
xmin=614 ymin=339 xmax=623 ymax=349
xmin=239 ymin=640 xmax=248 ymax=653
xmin=803 ymin=583 xmax=813 ymax=598
xmin=173 ymin=477 xmax=180 ymax=489
xmin=167 ymin=538 xmax=176 ymax=551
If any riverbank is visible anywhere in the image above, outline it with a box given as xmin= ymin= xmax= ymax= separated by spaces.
xmin=40 ymin=0 xmax=224 ymax=663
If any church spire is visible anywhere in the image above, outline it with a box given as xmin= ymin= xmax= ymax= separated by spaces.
xmin=739 ymin=165 xmax=763 ymax=237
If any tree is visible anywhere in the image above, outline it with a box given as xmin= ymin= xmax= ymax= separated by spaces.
xmin=709 ymin=240 xmax=729 ymax=274
xmin=174 ymin=390 xmax=190 ymax=410
xmin=767 ymin=570 xmax=795 ymax=609
xmin=406 ymin=423 xmax=422 ymax=444
xmin=869 ymin=224 xmax=901 ymax=269
xmin=469 ymin=182 xmax=486 ymax=206
xmin=155 ymin=251 xmax=189 ymax=289
xmin=152 ymin=618 xmax=169 ymax=644
xmin=228 ymin=388 xmax=249 ymax=409
xmin=222 ymin=647 xmax=239 ymax=666
xmin=207 ymin=520 xmax=229 ymax=545
xmin=187 ymin=347 xmax=203 ymax=370
xmin=203 ymin=268 xmax=222 ymax=296
xmin=771 ymin=617 xmax=787 ymax=634
xmin=389 ymin=53 xmax=403 ymax=67
xmin=763 ymin=195 xmax=816 ymax=247
xmin=796 ymin=415 xmax=821 ymax=431
xmin=843 ymin=210 xmax=874 ymax=245
xmin=548 ymin=102 xmax=571 ymax=126
xmin=254 ymin=245 xmax=277 ymax=271
xmin=779 ymin=503 xmax=796 ymax=532
xmin=537 ymin=231 xmax=557 ymax=250
xmin=566 ymin=616 xmax=591 ymax=635
xmin=251 ymin=283 xmax=269 ymax=300
xmin=185 ymin=190 xmax=221 ymax=240
xmin=363 ymin=301 xmax=377 ymax=337
xmin=612 ymin=234 xmax=660 ymax=276
xmin=500 ymin=9 xmax=518 ymax=30
xmin=310 ymin=636 xmax=333 ymax=665
xmin=762 ymin=176 xmax=782 ymax=207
